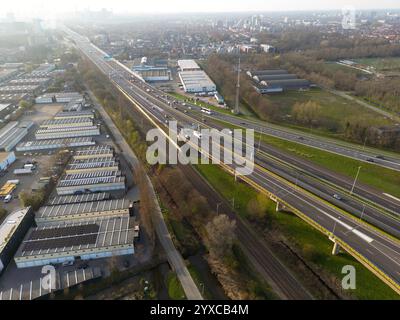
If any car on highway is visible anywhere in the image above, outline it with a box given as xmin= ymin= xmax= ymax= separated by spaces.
xmin=333 ymin=194 xmax=342 ymax=200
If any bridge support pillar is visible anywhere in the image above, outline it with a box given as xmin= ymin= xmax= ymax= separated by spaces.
xmin=332 ymin=241 xmax=341 ymax=255
xmin=276 ymin=201 xmax=284 ymax=212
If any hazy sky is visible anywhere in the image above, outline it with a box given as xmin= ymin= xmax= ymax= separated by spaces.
xmin=3 ymin=0 xmax=400 ymax=17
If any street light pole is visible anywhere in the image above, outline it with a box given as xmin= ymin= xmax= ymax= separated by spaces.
xmin=350 ymin=166 xmax=362 ymax=196
xmin=360 ymin=204 xmax=366 ymax=221
xmin=216 ymin=202 xmax=222 ymax=215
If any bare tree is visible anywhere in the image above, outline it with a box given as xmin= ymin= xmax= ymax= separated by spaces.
xmin=205 ymin=214 xmax=236 ymax=259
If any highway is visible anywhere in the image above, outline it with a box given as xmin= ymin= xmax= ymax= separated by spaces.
xmin=201 ymin=108 xmax=400 ymax=172
xmin=64 ymin=27 xmax=400 ymax=296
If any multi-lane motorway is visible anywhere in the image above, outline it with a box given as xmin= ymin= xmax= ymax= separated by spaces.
xmin=64 ymin=26 xmax=400 ymax=296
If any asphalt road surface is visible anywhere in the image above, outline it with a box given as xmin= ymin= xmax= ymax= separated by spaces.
xmin=65 ymin=27 xmax=400 ymax=295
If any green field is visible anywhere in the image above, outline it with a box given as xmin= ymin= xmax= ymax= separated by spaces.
xmin=195 ymin=164 xmax=400 ymax=300
xmin=324 ymin=62 xmax=366 ymax=75
xmin=354 ymin=57 xmax=400 ymax=72
xmin=166 ymin=271 xmax=186 ymax=300
xmin=263 ymin=88 xmax=393 ymax=134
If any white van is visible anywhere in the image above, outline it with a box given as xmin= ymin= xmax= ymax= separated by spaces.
xmin=4 ymin=195 xmax=12 ymax=203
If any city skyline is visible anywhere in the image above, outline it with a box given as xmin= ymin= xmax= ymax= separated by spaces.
xmin=2 ymin=0 xmax=400 ymax=18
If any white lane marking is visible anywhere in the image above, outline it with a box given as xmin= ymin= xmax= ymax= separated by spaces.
xmin=251 ymin=170 xmax=375 ymax=243
xmin=314 ymin=207 xmax=374 ymax=243
xmin=383 ymin=193 xmax=400 ymax=203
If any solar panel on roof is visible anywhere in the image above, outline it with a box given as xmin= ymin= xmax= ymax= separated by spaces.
xmin=30 ymin=224 xmax=100 ymax=240
xmin=23 ymin=234 xmax=98 ymax=252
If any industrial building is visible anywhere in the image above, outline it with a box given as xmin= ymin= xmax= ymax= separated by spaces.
xmin=0 ymin=121 xmax=32 ymax=152
xmin=56 ymin=176 xmax=126 ymax=195
xmin=35 ymin=198 xmax=132 ymax=224
xmin=65 ymin=160 xmax=119 ymax=174
xmin=48 ymin=193 xmax=111 ymax=206
xmin=249 ymin=69 xmax=311 ymax=94
xmin=261 ymin=79 xmax=310 ymax=89
xmin=179 ymin=71 xmax=216 ymax=93
xmin=254 ymin=74 xmax=298 ymax=82
xmin=40 ymin=117 xmax=93 ymax=129
xmin=0 ymin=85 xmax=40 ymax=94
xmin=28 ymin=63 xmax=56 ymax=77
xmin=247 ymin=69 xmax=288 ymax=78
xmin=0 ymin=152 xmax=16 ymax=171
xmin=0 ymin=69 xmax=19 ymax=83
xmin=0 ymin=93 xmax=30 ymax=104
xmin=54 ymin=110 xmax=94 ymax=120
xmin=73 ymin=145 xmax=114 ymax=160
xmin=132 ymin=57 xmax=170 ymax=82
xmin=60 ymin=170 xmax=121 ymax=182
xmin=70 ymin=156 xmax=116 ymax=165
xmin=14 ymin=215 xmax=135 ymax=268
xmin=16 ymin=137 xmax=95 ymax=152
xmin=35 ymin=126 xmax=100 ymax=140
xmin=8 ymin=78 xmax=50 ymax=86
xmin=0 ymin=103 xmax=18 ymax=119
xmin=177 ymin=60 xmax=201 ymax=72
xmin=63 ymin=99 xmax=84 ymax=112
xmin=0 ymin=208 xmax=34 ymax=273
xmin=35 ymin=92 xmax=83 ymax=104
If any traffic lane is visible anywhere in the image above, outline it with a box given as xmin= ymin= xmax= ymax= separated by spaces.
xmin=254 ymin=156 xmax=400 ymax=239
xmin=257 ymin=143 xmax=400 ymax=215
xmin=206 ymin=112 xmax=400 ymax=171
xmin=248 ymin=169 xmax=400 ymax=284
xmin=189 ymin=108 xmax=400 ymax=215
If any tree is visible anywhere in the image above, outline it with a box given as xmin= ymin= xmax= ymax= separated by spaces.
xmin=246 ymin=194 xmax=270 ymax=220
xmin=292 ymin=101 xmax=322 ymax=128
xmin=205 ymin=214 xmax=236 ymax=259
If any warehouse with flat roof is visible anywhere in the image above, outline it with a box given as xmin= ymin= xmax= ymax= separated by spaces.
xmin=73 ymin=145 xmax=114 ymax=160
xmin=65 ymin=160 xmax=119 ymax=174
xmin=48 ymin=193 xmax=110 ymax=206
xmin=54 ymin=110 xmax=94 ymax=120
xmin=177 ymin=59 xmax=201 ymax=72
xmin=16 ymin=137 xmax=95 ymax=152
xmin=0 ymin=208 xmax=34 ymax=273
xmin=35 ymin=126 xmax=100 ymax=140
xmin=56 ymin=176 xmax=126 ymax=195
xmin=0 ymin=93 xmax=29 ymax=103
xmin=179 ymin=71 xmax=216 ymax=93
xmin=40 ymin=117 xmax=93 ymax=129
xmin=35 ymin=92 xmax=83 ymax=104
xmin=0 ymin=121 xmax=32 ymax=152
xmin=61 ymin=170 xmax=121 ymax=181
xmin=8 ymin=78 xmax=50 ymax=86
xmin=0 ymin=85 xmax=39 ymax=94
xmin=35 ymin=198 xmax=133 ymax=224
xmin=14 ymin=216 xmax=135 ymax=268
